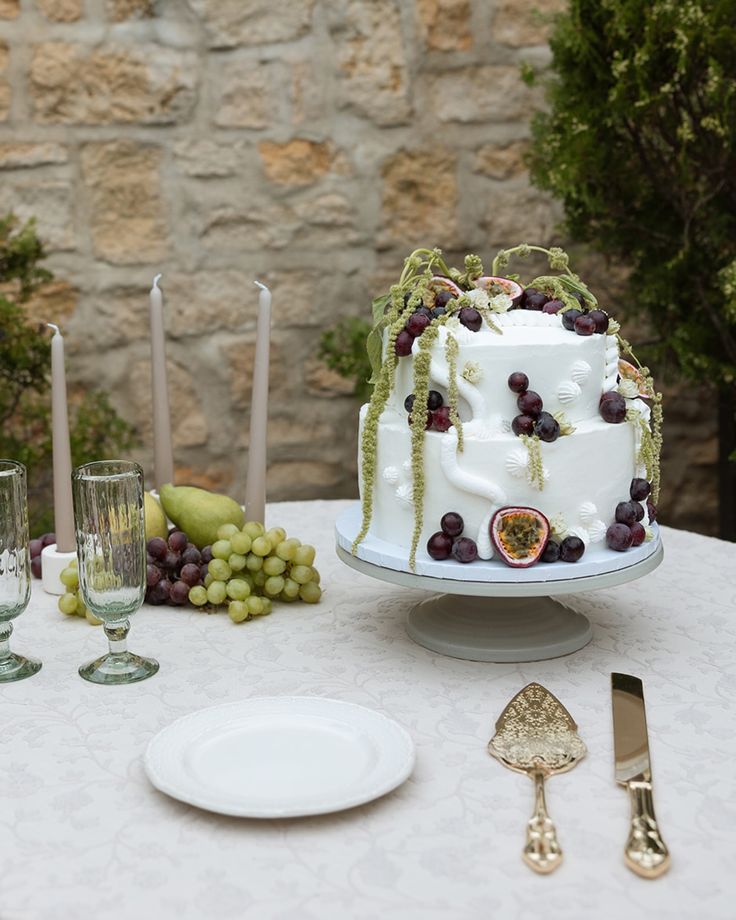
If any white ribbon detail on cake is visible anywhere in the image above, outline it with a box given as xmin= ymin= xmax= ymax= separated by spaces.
xmin=428 ymin=358 xmax=486 ymax=418
xmin=429 ymin=356 xmax=505 ymax=558
xmin=439 ymin=426 xmax=506 ymax=560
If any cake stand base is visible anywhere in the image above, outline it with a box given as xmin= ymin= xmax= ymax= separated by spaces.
xmin=406 ymin=594 xmax=592 ymax=662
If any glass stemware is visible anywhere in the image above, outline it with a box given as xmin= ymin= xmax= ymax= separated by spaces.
xmin=0 ymin=460 xmax=42 ymax=681
xmin=72 ymin=460 xmax=159 ymax=685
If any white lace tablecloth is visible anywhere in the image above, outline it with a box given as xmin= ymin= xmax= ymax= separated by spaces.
xmin=2 ymin=500 xmax=735 ymax=920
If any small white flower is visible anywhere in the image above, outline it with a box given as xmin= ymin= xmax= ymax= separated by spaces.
xmin=465 ymin=288 xmax=491 ymax=310
xmin=445 ymin=315 xmax=461 ymax=331
xmin=489 ymin=292 xmax=512 ymax=313
xmin=461 ymin=361 xmax=482 ymax=384
xmin=617 ymin=378 xmax=639 ymax=399
xmin=549 ymin=513 xmax=568 ymax=537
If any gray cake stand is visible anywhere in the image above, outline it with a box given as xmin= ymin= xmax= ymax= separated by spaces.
xmin=335 ymin=505 xmax=664 ymax=663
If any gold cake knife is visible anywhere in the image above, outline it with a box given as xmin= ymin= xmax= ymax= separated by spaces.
xmin=489 ymin=683 xmax=586 ymax=874
xmin=611 ymin=672 xmax=671 ymax=878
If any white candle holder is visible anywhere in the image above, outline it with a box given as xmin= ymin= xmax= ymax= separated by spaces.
xmin=41 ymin=543 xmax=77 ymax=595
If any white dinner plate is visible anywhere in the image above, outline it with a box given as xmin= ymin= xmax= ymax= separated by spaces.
xmin=144 ymin=697 xmax=416 ymax=818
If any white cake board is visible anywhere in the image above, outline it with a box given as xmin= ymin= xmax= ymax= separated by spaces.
xmin=335 ymin=504 xmax=664 ymax=663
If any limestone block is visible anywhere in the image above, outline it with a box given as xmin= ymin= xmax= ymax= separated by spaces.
xmin=0 ymin=180 xmax=75 ymax=251
xmin=258 ymin=139 xmax=344 ymax=187
xmin=380 ymin=149 xmax=458 ymax=247
xmin=81 ymin=140 xmax=167 ymax=264
xmin=473 ymin=140 xmax=530 ymax=179
xmin=213 ymin=59 xmax=283 ymax=130
xmin=187 ymin=0 xmax=314 ymax=48
xmin=330 ymin=0 xmax=411 ymax=126
xmin=37 ymin=0 xmax=82 ymax=22
xmin=493 ymin=0 xmax=566 ymax=48
xmin=0 ymin=142 xmax=68 ymax=169
xmin=428 ymin=66 xmax=539 ymax=123
xmin=30 ymin=43 xmax=197 ymax=124
xmin=107 ymin=0 xmax=153 ymax=21
xmin=416 ymin=0 xmax=472 ymax=51
xmin=128 ymin=358 xmax=209 ymax=448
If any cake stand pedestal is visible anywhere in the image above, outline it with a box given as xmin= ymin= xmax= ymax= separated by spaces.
xmin=335 ymin=505 xmax=663 ymax=663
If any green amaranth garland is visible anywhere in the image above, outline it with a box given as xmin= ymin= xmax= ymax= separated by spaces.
xmin=520 ymin=434 xmax=545 ymax=491
xmin=353 ymin=244 xmax=663 ymax=568
xmin=408 ymin=322 xmax=441 ymax=569
xmin=445 ymin=333 xmax=464 ymax=454
xmin=617 ymin=332 xmax=663 ymax=503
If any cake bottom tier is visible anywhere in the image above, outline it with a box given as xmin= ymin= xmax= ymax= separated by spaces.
xmin=359 ymin=407 xmax=645 ymax=561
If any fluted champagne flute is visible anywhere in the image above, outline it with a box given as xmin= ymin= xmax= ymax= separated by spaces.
xmin=73 ymin=460 xmax=158 ymax=684
xmin=0 ymin=460 xmax=42 ymax=681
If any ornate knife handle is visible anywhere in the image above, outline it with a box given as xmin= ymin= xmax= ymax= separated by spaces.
xmin=523 ymin=771 xmax=563 ymax=874
xmin=624 ymin=780 xmax=671 ymax=878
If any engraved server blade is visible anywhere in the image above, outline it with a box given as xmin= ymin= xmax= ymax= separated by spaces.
xmin=612 ymin=673 xmax=651 ymax=784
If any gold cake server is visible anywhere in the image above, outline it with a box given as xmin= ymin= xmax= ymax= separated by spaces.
xmin=611 ymin=672 xmax=671 ymax=878
xmin=488 ymin=683 xmax=586 ymax=874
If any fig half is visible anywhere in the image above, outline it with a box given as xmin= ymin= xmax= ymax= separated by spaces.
xmin=490 ymin=506 xmax=550 ymax=568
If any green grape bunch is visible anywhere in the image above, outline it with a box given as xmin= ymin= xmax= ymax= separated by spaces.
xmin=190 ymin=521 xmax=323 ymax=623
xmin=56 ymin=559 xmax=103 ymax=625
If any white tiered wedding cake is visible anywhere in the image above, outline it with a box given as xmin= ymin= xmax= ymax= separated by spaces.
xmin=352 ymin=245 xmax=662 ymax=574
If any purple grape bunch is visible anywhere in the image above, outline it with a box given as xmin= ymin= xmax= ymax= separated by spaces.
xmin=507 ymin=372 xmax=560 ymax=443
xmin=599 ymin=391 xmax=627 ymax=424
xmin=605 ymin=479 xmax=653 ymax=551
xmin=405 ymin=390 xmax=453 ymax=432
xmin=541 ymin=535 xmax=586 ymax=564
xmin=523 ymin=285 xmax=609 ymax=336
xmin=395 ymin=284 xmax=463 ymax=357
xmin=29 ymin=532 xmax=56 ymax=579
xmin=426 ymin=512 xmax=478 ymax=564
xmin=146 ymin=530 xmax=205 ymax=606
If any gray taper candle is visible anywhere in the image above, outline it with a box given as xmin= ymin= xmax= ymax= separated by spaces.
xmin=149 ymin=274 xmax=175 ymax=490
xmin=244 ymin=281 xmax=272 ymax=524
xmin=47 ymin=324 xmax=75 ymax=553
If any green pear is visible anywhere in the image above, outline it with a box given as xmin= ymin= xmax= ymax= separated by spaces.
xmin=159 ymin=484 xmax=245 ymax=549
xmin=144 ymin=491 xmax=168 ymax=541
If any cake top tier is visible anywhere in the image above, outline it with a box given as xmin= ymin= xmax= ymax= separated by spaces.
xmin=388 ymin=309 xmax=620 ymax=427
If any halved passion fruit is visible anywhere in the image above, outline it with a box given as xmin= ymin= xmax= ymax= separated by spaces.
xmin=474 ymin=276 xmax=524 ymax=305
xmin=429 ymin=276 xmax=463 ymax=298
xmin=618 ymin=359 xmax=651 ymax=398
xmin=490 ymin=506 xmax=550 ymax=568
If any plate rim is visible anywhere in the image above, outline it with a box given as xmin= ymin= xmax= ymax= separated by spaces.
xmin=144 ymin=696 xmax=416 ymax=819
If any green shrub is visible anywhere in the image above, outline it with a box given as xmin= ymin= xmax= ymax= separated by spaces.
xmin=526 ymin=0 xmax=736 ymax=534
xmin=318 ymin=316 xmax=373 ymax=402
xmin=0 ymin=214 xmax=135 ymax=533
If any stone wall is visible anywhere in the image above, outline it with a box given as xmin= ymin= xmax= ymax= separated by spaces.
xmin=0 ymin=0 xmax=718 ymax=534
